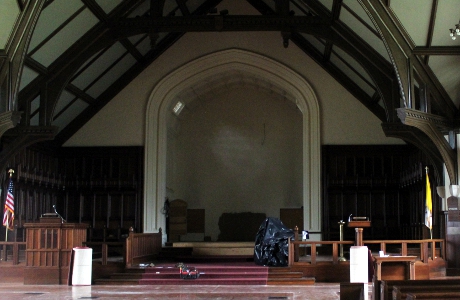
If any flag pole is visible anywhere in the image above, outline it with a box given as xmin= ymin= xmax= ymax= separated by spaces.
xmin=425 ymin=166 xmax=433 ymax=239
xmin=4 ymin=213 xmax=8 ymax=242
xmin=4 ymin=169 xmax=14 ymax=241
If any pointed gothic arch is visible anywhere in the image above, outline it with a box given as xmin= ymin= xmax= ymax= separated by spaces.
xmin=144 ymin=49 xmax=321 ymax=242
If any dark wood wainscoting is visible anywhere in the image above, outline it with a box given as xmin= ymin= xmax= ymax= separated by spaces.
xmin=0 ymin=146 xmax=143 ymax=242
xmin=322 ymin=145 xmax=437 ymax=243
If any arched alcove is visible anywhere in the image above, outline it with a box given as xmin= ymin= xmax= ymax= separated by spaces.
xmin=144 ymin=49 xmax=321 ymax=242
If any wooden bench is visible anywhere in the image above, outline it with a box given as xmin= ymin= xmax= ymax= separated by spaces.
xmin=393 ymin=285 xmax=460 ymax=300
xmin=405 ymin=291 xmax=460 ymax=299
xmin=377 ymin=279 xmax=460 ymax=300
xmin=340 ymin=282 xmax=364 ymax=300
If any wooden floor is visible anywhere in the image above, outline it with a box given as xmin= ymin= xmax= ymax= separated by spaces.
xmin=0 ymin=282 xmax=363 ymax=299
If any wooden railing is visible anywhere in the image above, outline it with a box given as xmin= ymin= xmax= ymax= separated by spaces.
xmin=125 ymin=228 xmax=162 ymax=267
xmin=288 ymin=238 xmax=445 ymax=266
xmin=0 ymin=241 xmax=26 ymax=265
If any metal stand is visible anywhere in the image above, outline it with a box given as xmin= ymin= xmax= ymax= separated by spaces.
xmin=338 ymin=220 xmax=346 ymax=261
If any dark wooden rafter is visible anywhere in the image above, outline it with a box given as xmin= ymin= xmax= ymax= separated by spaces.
xmin=24 ymin=56 xmax=47 ymax=75
xmin=81 ymin=0 xmax=108 ymax=22
xmin=54 ymin=0 xmax=225 ymax=144
xmin=27 ymin=5 xmax=86 ymax=57
xmin=293 ymin=0 xmax=394 ymax=122
xmin=423 ymin=0 xmax=438 ymax=65
xmin=176 ymin=0 xmax=191 ymax=16
xmin=246 ymin=0 xmax=390 ymax=122
xmin=66 ymin=84 xmax=96 ymax=105
xmin=53 ymin=33 xmax=185 ymax=145
xmin=112 ymin=15 xmax=328 ymax=35
xmin=151 ymin=0 xmax=166 ymax=17
xmin=18 ymin=0 xmax=145 ymax=125
xmin=414 ymin=46 xmax=460 ymax=56
xmin=120 ymin=38 xmax=145 ymax=62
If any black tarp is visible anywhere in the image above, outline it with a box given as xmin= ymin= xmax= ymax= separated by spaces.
xmin=253 ymin=217 xmax=295 ymax=266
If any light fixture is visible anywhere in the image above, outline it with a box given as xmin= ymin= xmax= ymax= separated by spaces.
xmin=449 ymin=21 xmax=460 ymax=40
xmin=436 ymin=186 xmax=446 ymax=198
xmin=450 ymin=184 xmax=460 ymax=198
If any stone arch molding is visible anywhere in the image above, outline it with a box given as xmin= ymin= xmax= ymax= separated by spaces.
xmin=144 ymin=49 xmax=321 ymax=242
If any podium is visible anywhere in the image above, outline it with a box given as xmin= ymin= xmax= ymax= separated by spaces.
xmin=348 ymin=219 xmax=371 ymax=246
xmin=24 ymin=217 xmax=88 ymax=284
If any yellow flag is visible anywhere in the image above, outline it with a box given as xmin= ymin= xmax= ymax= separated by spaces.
xmin=425 ymin=172 xmax=432 ymax=229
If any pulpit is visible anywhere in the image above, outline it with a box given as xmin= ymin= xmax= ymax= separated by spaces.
xmin=24 ymin=217 xmax=88 ymax=284
xmin=348 ymin=217 xmax=371 ymax=246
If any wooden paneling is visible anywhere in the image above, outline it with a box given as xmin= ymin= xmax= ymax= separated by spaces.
xmin=280 ymin=208 xmax=303 ymax=231
xmin=0 ymin=146 xmax=143 ymax=242
xmin=187 ymin=209 xmax=205 ymax=233
xmin=322 ymin=145 xmax=434 ymax=242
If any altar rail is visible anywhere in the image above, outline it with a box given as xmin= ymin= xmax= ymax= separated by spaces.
xmin=125 ymin=229 xmax=162 ymax=267
xmin=288 ymin=238 xmax=445 ymax=266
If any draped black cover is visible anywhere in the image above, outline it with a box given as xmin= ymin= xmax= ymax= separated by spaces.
xmin=254 ymin=217 xmax=295 ymax=267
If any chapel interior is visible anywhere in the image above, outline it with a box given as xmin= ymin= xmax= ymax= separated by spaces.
xmin=1 ymin=0 xmax=460 ymax=298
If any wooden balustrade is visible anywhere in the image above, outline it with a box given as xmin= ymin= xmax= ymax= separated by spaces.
xmin=0 ymin=241 xmax=26 ymax=265
xmin=288 ymin=238 xmax=445 ymax=266
xmin=125 ymin=228 xmax=162 ymax=267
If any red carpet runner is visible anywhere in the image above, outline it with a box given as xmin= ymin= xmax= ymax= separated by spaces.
xmin=137 ymin=262 xmax=268 ymax=285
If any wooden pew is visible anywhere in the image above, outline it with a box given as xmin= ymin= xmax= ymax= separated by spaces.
xmin=340 ymin=282 xmax=364 ymax=300
xmin=405 ymin=291 xmax=460 ymax=299
xmin=377 ymin=279 xmax=460 ymax=300
xmin=393 ymin=285 xmax=460 ymax=300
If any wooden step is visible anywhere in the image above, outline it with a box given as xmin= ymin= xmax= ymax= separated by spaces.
xmin=268 ymin=277 xmax=316 ymax=285
xmin=269 ymin=271 xmax=304 ymax=279
xmin=94 ymin=262 xmax=268 ymax=285
xmin=94 ymin=278 xmax=140 ymax=285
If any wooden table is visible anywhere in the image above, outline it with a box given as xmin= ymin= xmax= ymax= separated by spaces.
xmin=374 ymin=256 xmax=417 ymax=280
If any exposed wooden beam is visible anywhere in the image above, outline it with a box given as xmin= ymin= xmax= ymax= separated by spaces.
xmin=424 ymin=0 xmax=438 ymax=65
xmin=175 ymin=0 xmax=190 ymax=16
xmin=82 ymin=0 xmax=108 ymax=22
xmin=119 ymin=38 xmax=145 ymax=62
xmin=414 ymin=46 xmax=460 ymax=56
xmin=291 ymin=32 xmax=386 ymax=122
xmin=331 ymin=0 xmax=343 ymax=21
xmin=66 ymin=84 xmax=96 ymax=105
xmin=112 ymin=15 xmax=328 ymax=34
xmin=54 ymin=0 xmax=224 ymax=144
xmin=248 ymin=0 xmax=390 ymax=122
xmin=54 ymin=32 xmax=184 ymax=145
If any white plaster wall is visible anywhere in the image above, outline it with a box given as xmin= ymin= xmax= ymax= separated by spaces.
xmin=64 ymin=30 xmax=403 ymax=147
xmin=170 ymin=85 xmax=303 ymax=241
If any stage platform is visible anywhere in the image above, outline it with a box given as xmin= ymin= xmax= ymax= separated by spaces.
xmin=169 ymin=241 xmax=255 ymax=256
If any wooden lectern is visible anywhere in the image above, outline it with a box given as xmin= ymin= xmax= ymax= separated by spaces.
xmin=24 ymin=216 xmax=88 ymax=284
xmin=348 ymin=218 xmax=371 ymax=246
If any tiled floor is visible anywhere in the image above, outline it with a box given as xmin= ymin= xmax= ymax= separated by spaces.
xmin=0 ymin=282 xmax=373 ymax=299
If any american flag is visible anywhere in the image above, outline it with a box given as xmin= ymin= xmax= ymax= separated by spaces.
xmin=2 ymin=177 xmax=14 ymax=231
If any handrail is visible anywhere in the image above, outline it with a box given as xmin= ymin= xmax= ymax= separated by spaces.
xmin=288 ymin=238 xmax=445 ymax=266
xmin=0 ymin=241 xmax=27 ymax=265
xmin=125 ymin=228 xmax=162 ymax=267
